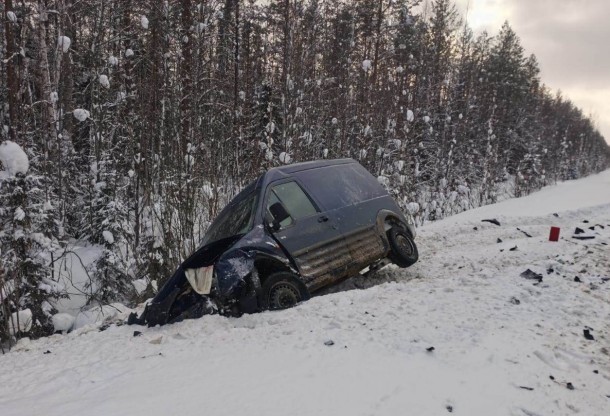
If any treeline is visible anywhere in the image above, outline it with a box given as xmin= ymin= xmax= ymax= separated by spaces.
xmin=1 ymin=0 xmax=609 ymax=340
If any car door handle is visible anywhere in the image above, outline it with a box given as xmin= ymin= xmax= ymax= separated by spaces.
xmin=318 ymin=215 xmax=329 ymax=223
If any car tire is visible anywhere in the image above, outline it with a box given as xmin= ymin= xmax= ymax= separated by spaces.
xmin=388 ymin=226 xmax=418 ymax=267
xmin=259 ymin=272 xmax=310 ymax=311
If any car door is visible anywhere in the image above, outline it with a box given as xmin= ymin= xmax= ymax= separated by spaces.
xmin=295 ymin=163 xmax=388 ymax=274
xmin=265 ymin=179 xmax=351 ymax=291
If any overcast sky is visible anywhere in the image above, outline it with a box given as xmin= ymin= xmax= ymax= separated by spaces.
xmin=451 ymin=0 xmax=610 ymax=145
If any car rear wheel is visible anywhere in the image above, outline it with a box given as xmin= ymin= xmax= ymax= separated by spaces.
xmin=388 ymin=226 xmax=418 ymax=267
xmin=259 ymin=272 xmax=310 ymax=311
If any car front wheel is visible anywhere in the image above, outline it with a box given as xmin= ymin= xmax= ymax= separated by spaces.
xmin=388 ymin=226 xmax=419 ymax=267
xmin=259 ymin=272 xmax=310 ymax=311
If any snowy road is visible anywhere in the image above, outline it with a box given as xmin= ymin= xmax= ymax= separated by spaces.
xmin=1 ymin=171 xmax=610 ymax=416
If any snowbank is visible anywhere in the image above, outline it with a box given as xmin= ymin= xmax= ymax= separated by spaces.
xmin=73 ymin=303 xmax=130 ymax=330
xmin=52 ymin=313 xmax=76 ymax=333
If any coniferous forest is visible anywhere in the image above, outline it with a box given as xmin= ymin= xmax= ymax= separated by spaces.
xmin=1 ymin=0 xmax=609 ymax=341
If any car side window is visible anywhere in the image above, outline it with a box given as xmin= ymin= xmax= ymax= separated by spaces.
xmin=267 ymin=181 xmax=318 ymax=228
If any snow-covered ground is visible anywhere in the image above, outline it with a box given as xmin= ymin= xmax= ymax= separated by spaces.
xmin=1 ymin=171 xmax=609 ymax=416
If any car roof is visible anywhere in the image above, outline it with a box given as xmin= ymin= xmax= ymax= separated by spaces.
xmin=264 ymin=158 xmax=356 ymax=182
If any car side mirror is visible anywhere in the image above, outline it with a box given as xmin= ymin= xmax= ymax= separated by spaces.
xmin=265 ymin=212 xmax=280 ymax=231
xmin=269 ymin=202 xmax=290 ymax=230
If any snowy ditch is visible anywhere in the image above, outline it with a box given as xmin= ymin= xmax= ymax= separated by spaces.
xmin=0 ymin=170 xmax=609 ymax=415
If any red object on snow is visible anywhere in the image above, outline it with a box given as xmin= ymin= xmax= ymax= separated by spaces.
xmin=549 ymin=226 xmax=560 ymax=242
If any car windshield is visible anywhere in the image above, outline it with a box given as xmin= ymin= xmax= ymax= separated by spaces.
xmin=200 ymin=191 xmax=258 ymax=246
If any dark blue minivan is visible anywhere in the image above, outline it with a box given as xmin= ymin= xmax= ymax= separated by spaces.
xmin=130 ymin=159 xmax=418 ymax=326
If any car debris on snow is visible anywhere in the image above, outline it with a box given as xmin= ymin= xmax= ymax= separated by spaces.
xmin=583 ymin=328 xmax=595 ymax=341
xmin=517 ymin=228 xmax=533 ymax=238
xmin=482 ymin=219 xmax=501 ymax=226
xmin=520 ymin=269 xmax=543 ymax=283
xmin=571 ymin=225 xmax=598 ymax=239
xmin=149 ymin=336 xmax=163 ymax=345
xmin=573 ymin=234 xmax=595 ymax=240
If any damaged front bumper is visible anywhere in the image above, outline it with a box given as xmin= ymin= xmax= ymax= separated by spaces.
xmin=128 ymin=287 xmax=219 ymax=327
xmin=127 ymin=259 xmax=257 ymax=327
xmin=127 ymin=229 xmax=289 ymax=327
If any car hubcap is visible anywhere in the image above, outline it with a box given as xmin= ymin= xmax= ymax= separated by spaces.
xmin=269 ymin=283 xmax=300 ymax=309
xmin=396 ymin=234 xmax=413 ymax=256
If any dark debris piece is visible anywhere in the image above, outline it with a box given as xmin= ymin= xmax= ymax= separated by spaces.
xmin=553 ymin=213 xmax=559 ymax=217
xmin=519 ymin=386 xmax=534 ymax=391
xmin=546 ymin=268 xmax=554 ymax=275
xmin=473 ymin=227 xmax=478 ymax=231
xmin=574 ymin=227 xmax=585 ymax=235
xmin=584 ymin=329 xmax=595 ymax=341
xmin=510 ymin=246 xmax=518 ymax=251
xmin=43 ymin=350 xmax=51 ymax=354
xmin=446 ymin=405 xmax=453 ymax=413
xmin=510 ymin=297 xmax=521 ymax=305
xmin=426 ymin=346 xmax=435 ymax=352
xmin=521 ymin=269 xmax=543 ymax=283
xmin=133 ymin=331 xmax=143 ymax=337
xmin=594 ymin=370 xmax=599 ymax=374
xmin=497 ymin=238 xmax=503 ymax=243
xmin=583 ymin=220 xmax=589 ymax=223
xmin=324 ymin=340 xmax=335 ymax=346
xmin=574 ymin=277 xmax=582 ymax=283
xmin=573 ymin=236 xmax=595 ymax=240
xmin=566 ymin=382 xmax=575 ymax=390
xmin=482 ymin=219 xmax=501 ymax=226
xmin=517 ymin=228 xmax=532 ymax=238
xmin=549 ymin=375 xmax=555 ymax=381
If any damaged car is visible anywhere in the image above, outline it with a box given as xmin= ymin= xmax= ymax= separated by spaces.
xmin=128 ymin=158 xmax=418 ymax=326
